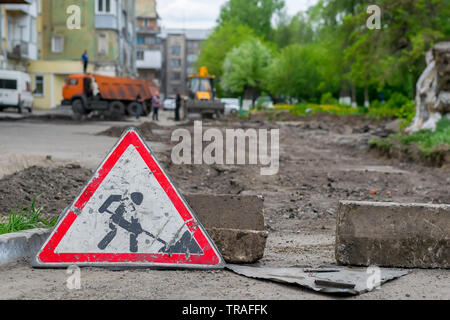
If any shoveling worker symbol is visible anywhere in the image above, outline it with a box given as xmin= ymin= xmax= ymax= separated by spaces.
xmin=97 ymin=192 xmax=168 ymax=253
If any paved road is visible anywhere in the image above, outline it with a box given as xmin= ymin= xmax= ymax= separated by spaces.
xmin=0 ymin=109 xmax=172 ymax=178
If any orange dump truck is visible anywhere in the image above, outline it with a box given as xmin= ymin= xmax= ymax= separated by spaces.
xmin=62 ymin=74 xmax=156 ymax=117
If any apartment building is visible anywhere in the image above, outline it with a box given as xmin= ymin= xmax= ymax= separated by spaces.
xmin=159 ymin=28 xmax=210 ymax=98
xmin=0 ymin=0 xmax=38 ymax=71
xmin=135 ymin=0 xmax=161 ymax=86
xmin=27 ymin=0 xmax=137 ymax=109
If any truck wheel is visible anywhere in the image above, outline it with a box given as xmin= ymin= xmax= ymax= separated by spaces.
xmin=127 ymin=102 xmax=143 ymax=118
xmin=143 ymin=101 xmax=151 ymax=116
xmin=107 ymin=101 xmax=125 ymax=120
xmin=72 ymin=99 xmax=87 ymax=115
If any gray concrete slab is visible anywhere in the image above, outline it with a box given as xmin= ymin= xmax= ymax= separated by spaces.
xmin=0 ymin=229 xmax=51 ymax=267
xmin=336 ymin=201 xmax=450 ymax=268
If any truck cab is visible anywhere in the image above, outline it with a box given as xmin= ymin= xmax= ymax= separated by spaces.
xmin=62 ymin=74 xmax=95 ymax=105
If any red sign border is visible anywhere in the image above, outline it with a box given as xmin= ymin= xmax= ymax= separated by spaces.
xmin=37 ymin=129 xmax=223 ymax=267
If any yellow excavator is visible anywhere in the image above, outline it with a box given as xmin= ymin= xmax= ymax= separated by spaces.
xmin=185 ymin=67 xmax=225 ymax=119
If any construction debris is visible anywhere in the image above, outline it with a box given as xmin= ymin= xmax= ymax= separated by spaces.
xmin=185 ymin=194 xmax=267 ymax=264
xmin=336 ymin=201 xmax=450 ymax=268
xmin=226 ymin=264 xmax=410 ymax=296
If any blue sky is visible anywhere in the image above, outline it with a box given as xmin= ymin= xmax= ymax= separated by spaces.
xmin=157 ymin=0 xmax=318 ymax=29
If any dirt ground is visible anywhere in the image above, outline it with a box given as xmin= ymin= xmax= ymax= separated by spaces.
xmin=0 ymin=111 xmax=449 ymax=300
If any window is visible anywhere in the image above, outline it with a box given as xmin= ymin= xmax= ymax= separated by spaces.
xmin=187 ymin=54 xmax=198 ymax=63
xmin=145 ymin=36 xmax=157 ymax=45
xmin=34 ymin=76 xmax=44 ymax=95
xmin=98 ymin=34 xmax=108 ymax=55
xmin=137 ymin=50 xmax=144 ymax=60
xmin=188 ymin=41 xmax=199 ymax=50
xmin=171 ymin=45 xmax=181 ymax=56
xmin=137 ymin=36 xmax=145 ymax=45
xmin=0 ymin=79 xmax=17 ymax=90
xmin=170 ymin=59 xmax=181 ymax=68
xmin=67 ymin=78 xmax=78 ymax=86
xmin=51 ymin=35 xmax=63 ymax=53
xmin=170 ymin=72 xmax=181 ymax=81
xmin=199 ymin=79 xmax=211 ymax=92
xmin=30 ymin=18 xmax=37 ymax=44
xmin=96 ymin=0 xmax=115 ymax=14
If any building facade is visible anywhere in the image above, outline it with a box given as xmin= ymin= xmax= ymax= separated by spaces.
xmin=135 ymin=0 xmax=161 ymax=86
xmin=0 ymin=0 xmax=39 ymax=72
xmin=28 ymin=0 xmax=137 ymax=109
xmin=159 ymin=28 xmax=210 ymax=98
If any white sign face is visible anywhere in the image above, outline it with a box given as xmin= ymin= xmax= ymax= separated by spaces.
xmin=34 ymin=129 xmax=224 ymax=269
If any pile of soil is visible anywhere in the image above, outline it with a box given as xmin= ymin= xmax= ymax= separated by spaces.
xmin=0 ymin=165 xmax=92 ymax=220
xmin=97 ymin=122 xmax=168 ymax=142
xmin=370 ymin=138 xmax=450 ymax=168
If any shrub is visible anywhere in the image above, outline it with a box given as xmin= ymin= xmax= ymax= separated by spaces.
xmin=367 ymin=93 xmax=416 ymax=122
xmin=320 ymin=92 xmax=338 ymax=105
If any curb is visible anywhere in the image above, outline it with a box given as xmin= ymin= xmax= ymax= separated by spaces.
xmin=0 ymin=229 xmax=51 ymax=267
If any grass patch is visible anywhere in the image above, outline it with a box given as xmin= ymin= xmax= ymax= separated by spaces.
xmin=369 ymin=136 xmax=392 ymax=154
xmin=396 ymin=117 xmax=450 ymax=153
xmin=275 ymin=103 xmax=365 ymax=117
xmin=370 ymin=117 xmax=450 ymax=166
xmin=272 ymin=93 xmax=416 ymax=124
xmin=0 ymin=198 xmax=57 ymax=235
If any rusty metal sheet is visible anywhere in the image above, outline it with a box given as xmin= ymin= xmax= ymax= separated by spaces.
xmin=227 ymin=265 xmax=410 ymax=295
xmin=33 ymin=128 xmax=225 ymax=269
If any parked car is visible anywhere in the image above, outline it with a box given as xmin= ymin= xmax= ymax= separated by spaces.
xmin=221 ymin=98 xmax=240 ymax=115
xmin=0 ymin=70 xmax=33 ymax=113
xmin=163 ymin=98 xmax=176 ymax=111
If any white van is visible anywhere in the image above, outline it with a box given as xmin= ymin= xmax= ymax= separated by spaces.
xmin=0 ymin=70 xmax=33 ymax=113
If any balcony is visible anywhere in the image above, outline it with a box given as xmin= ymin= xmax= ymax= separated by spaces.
xmin=136 ymin=50 xmax=162 ymax=70
xmin=137 ymin=25 xmax=160 ymax=34
xmin=4 ymin=1 xmax=31 ymax=15
xmin=6 ymin=39 xmax=29 ymax=59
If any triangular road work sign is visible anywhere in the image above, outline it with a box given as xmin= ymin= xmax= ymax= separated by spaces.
xmin=33 ymin=128 xmax=225 ymax=269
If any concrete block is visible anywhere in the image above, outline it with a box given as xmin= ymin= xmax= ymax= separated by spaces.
xmin=185 ymin=194 xmax=267 ymax=264
xmin=336 ymin=201 xmax=450 ymax=268
xmin=0 ymin=229 xmax=51 ymax=267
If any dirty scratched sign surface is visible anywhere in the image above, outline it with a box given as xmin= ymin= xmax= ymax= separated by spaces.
xmin=34 ymin=128 xmax=224 ymax=269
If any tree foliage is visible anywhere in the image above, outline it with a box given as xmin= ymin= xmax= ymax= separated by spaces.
xmin=198 ymin=0 xmax=449 ymax=104
xmin=195 ymin=22 xmax=257 ymax=80
xmin=221 ymin=37 xmax=273 ymax=99
xmin=265 ymin=44 xmax=329 ymax=101
xmin=217 ymin=0 xmax=285 ymax=38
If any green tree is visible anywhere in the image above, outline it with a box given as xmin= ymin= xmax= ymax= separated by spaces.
xmin=222 ymin=37 xmax=273 ymax=103
xmin=218 ymin=0 xmax=285 ymax=38
xmin=265 ymin=43 xmax=333 ymax=102
xmin=272 ymin=11 xmax=315 ymax=48
xmin=317 ymin=0 xmax=449 ymax=102
xmin=195 ymin=22 xmax=257 ymax=82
